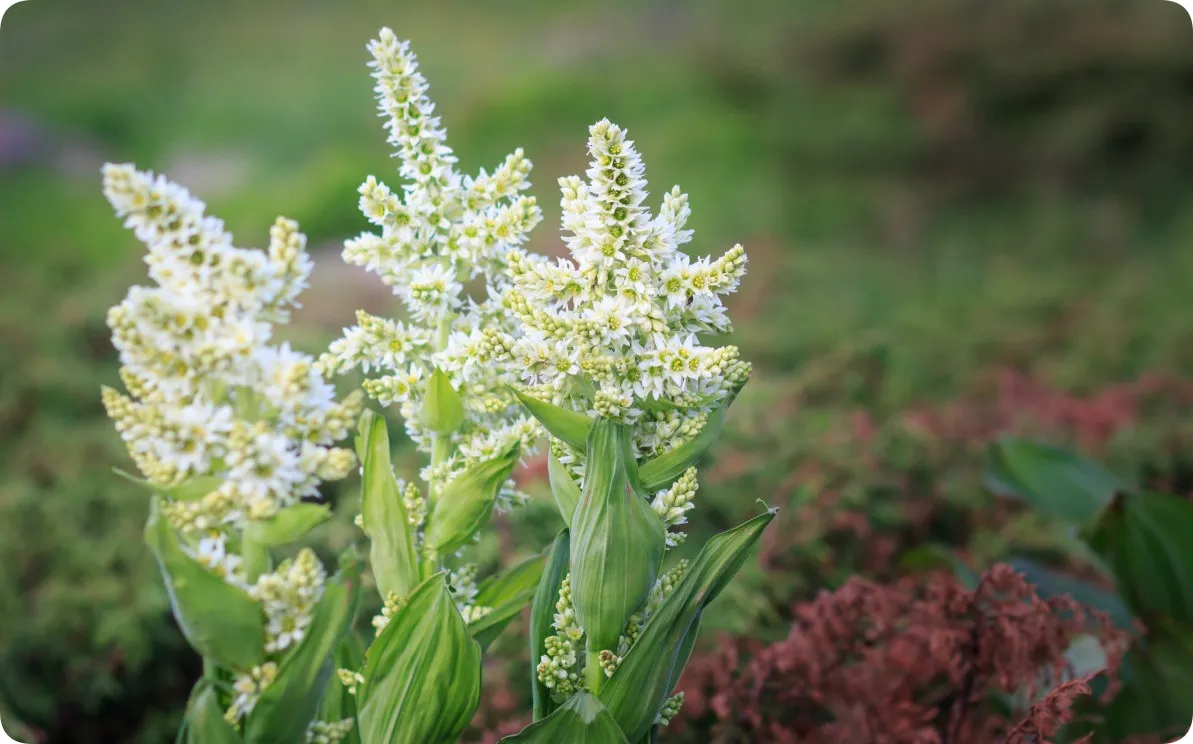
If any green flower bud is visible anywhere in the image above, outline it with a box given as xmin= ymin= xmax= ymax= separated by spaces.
xmin=424 ymin=442 xmax=521 ymax=556
xmin=569 ymin=419 xmax=665 ymax=656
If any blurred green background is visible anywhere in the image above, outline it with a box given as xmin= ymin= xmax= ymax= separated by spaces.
xmin=4 ymin=0 xmax=1193 ymax=741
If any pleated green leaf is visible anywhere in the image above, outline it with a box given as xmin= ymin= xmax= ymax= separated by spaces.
xmin=987 ymin=437 xmax=1126 ymax=524
xmin=512 ymin=388 xmax=591 ymax=450
xmin=357 ymin=410 xmax=420 ymax=598
xmin=531 ymin=530 xmax=571 ymax=721
xmin=144 ymin=499 xmax=265 ymax=671
xmin=1085 ymin=491 xmax=1193 ymax=625
xmin=425 ymin=442 xmax=521 ymax=556
xmin=599 ymin=509 xmax=776 ymax=742
xmin=421 ymin=367 xmax=465 ymax=435
xmin=570 ymin=420 xmax=666 ymax=653
xmin=244 ymin=503 xmax=331 ymax=547
xmin=357 ymin=574 xmax=482 ymax=744
xmin=241 ymin=552 xmax=362 ymax=744
xmin=499 ymin=691 xmax=629 ymax=743
xmin=639 ymin=391 xmax=736 ymax=492
xmin=548 ymin=450 xmax=581 ymax=527
xmin=470 ymin=588 xmax=535 ymax=652
xmin=183 ymin=682 xmax=242 ymax=744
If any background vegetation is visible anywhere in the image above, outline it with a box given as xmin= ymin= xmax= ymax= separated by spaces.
xmin=3 ymin=0 xmax=1193 ymax=741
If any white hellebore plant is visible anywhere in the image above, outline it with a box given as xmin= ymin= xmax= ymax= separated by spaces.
xmin=99 ymin=24 xmax=774 ymax=744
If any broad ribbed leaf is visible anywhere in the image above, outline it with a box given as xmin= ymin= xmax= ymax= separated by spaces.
xmin=184 ymin=682 xmax=242 ymax=744
xmin=357 ymin=574 xmax=482 ymax=744
xmin=987 ymin=437 xmax=1125 ymax=524
xmin=548 ymin=451 xmax=581 ymax=527
xmin=639 ymin=392 xmax=736 ymax=491
xmin=470 ymin=589 xmax=535 ymax=652
xmin=600 ymin=509 xmax=776 ymax=742
xmin=242 ymin=553 xmax=362 ymax=744
xmin=424 ymin=442 xmax=521 ymax=556
xmin=531 ymin=530 xmax=571 ymax=721
xmin=512 ymin=388 xmax=591 ymax=450
xmin=1085 ymin=491 xmax=1193 ymax=625
xmin=421 ymin=367 xmax=465 ymax=434
xmin=499 ymin=691 xmax=629 ymax=743
xmin=245 ymin=503 xmax=331 ymax=547
xmin=144 ymin=499 xmax=265 ymax=670
xmin=357 ymin=410 xmax=420 ymax=598
xmin=570 ymin=420 xmax=666 ymax=653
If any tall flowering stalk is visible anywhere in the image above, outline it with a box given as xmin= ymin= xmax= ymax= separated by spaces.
xmin=100 ymin=165 xmax=363 ymax=742
xmin=495 ymin=120 xmax=774 ymax=744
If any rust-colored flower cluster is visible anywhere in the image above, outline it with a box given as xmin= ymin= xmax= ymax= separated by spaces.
xmin=674 ymin=564 xmax=1128 ymax=744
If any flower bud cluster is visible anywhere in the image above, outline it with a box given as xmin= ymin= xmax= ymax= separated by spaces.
xmin=320 ymin=29 xmax=543 ymax=496
xmin=304 ymin=719 xmax=356 ymax=744
xmin=536 ymin=573 xmax=583 ymax=700
xmin=651 ymin=466 xmax=700 ymax=547
xmin=504 ymin=120 xmax=751 ymax=464
xmin=656 ymin=692 xmax=684 ymax=726
xmin=227 ymin=662 xmax=279 ymax=724
xmin=250 ymin=548 xmax=327 ymax=654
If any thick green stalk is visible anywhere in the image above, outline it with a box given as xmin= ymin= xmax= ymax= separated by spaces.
xmin=585 ymin=649 xmax=604 ymax=694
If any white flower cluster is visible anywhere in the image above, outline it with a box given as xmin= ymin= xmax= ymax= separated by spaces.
xmin=504 ymin=119 xmax=750 ymax=460
xmin=304 ymin=719 xmax=356 ymax=744
xmin=318 ymin=29 xmax=542 ymax=512
xmin=101 ymin=164 xmax=361 ymax=531
xmin=100 ymin=164 xmax=358 ymax=724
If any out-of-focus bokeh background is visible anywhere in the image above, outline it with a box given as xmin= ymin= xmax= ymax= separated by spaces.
xmin=4 ymin=0 xmax=1193 ymax=741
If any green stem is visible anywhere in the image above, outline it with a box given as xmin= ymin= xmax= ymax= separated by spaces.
xmin=241 ymin=528 xmax=269 ymax=584
xmin=424 ymin=313 xmax=454 ymax=571
xmin=585 ymin=649 xmax=604 ymax=694
xmin=202 ymin=656 xmax=218 ymax=681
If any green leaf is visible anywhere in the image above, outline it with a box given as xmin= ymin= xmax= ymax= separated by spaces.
xmin=987 ymin=437 xmax=1126 ymax=524
xmin=547 ymin=451 xmax=581 ymax=527
xmin=531 ymin=530 xmax=571 ymax=721
xmin=357 ymin=410 xmax=420 ymax=598
xmin=1085 ymin=491 xmax=1193 ymax=625
xmin=599 ymin=509 xmax=776 ymax=742
xmin=317 ymin=633 xmax=366 ymax=744
xmin=512 ymin=388 xmax=591 ymax=450
xmin=570 ymin=420 xmax=666 ymax=653
xmin=476 ymin=554 xmax=548 ymax=607
xmin=143 ymin=500 xmax=265 ymax=670
xmin=898 ymin=544 xmax=980 ymax=589
xmin=499 ymin=691 xmax=629 ymax=743
xmin=639 ymin=391 xmax=736 ymax=492
xmin=245 ymin=503 xmax=331 ymax=547
xmin=421 ymin=367 xmax=465 ymax=435
xmin=241 ymin=552 xmax=362 ymax=744
xmin=357 ymin=574 xmax=482 ymax=744
xmin=184 ymin=682 xmax=242 ymax=744
xmin=470 ymin=588 xmax=535 ymax=652
xmin=114 ymin=468 xmax=223 ymax=502
xmin=469 ymin=553 xmax=547 ymax=650
xmin=424 ymin=442 xmax=521 ymax=556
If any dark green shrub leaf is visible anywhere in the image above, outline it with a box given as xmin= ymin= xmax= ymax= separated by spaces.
xmin=357 ymin=574 xmax=482 ymax=744
xmin=144 ymin=500 xmax=265 ymax=670
xmin=424 ymin=442 xmax=521 ymax=556
xmin=241 ymin=553 xmax=362 ymax=744
xmin=570 ymin=420 xmax=666 ymax=653
xmin=599 ymin=508 xmax=775 ymax=742
xmin=245 ymin=503 xmax=331 ymax=548
xmin=639 ymin=391 xmax=736 ymax=492
xmin=547 ymin=451 xmax=581 ymax=528
xmin=531 ymin=530 xmax=571 ymax=721
xmin=512 ymin=388 xmax=591 ymax=450
xmin=421 ymin=367 xmax=465 ymax=435
xmin=1085 ymin=491 xmax=1193 ymax=625
xmin=357 ymin=410 xmax=420 ymax=598
xmin=987 ymin=437 xmax=1126 ymax=523
xmin=499 ymin=691 xmax=629 ymax=743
